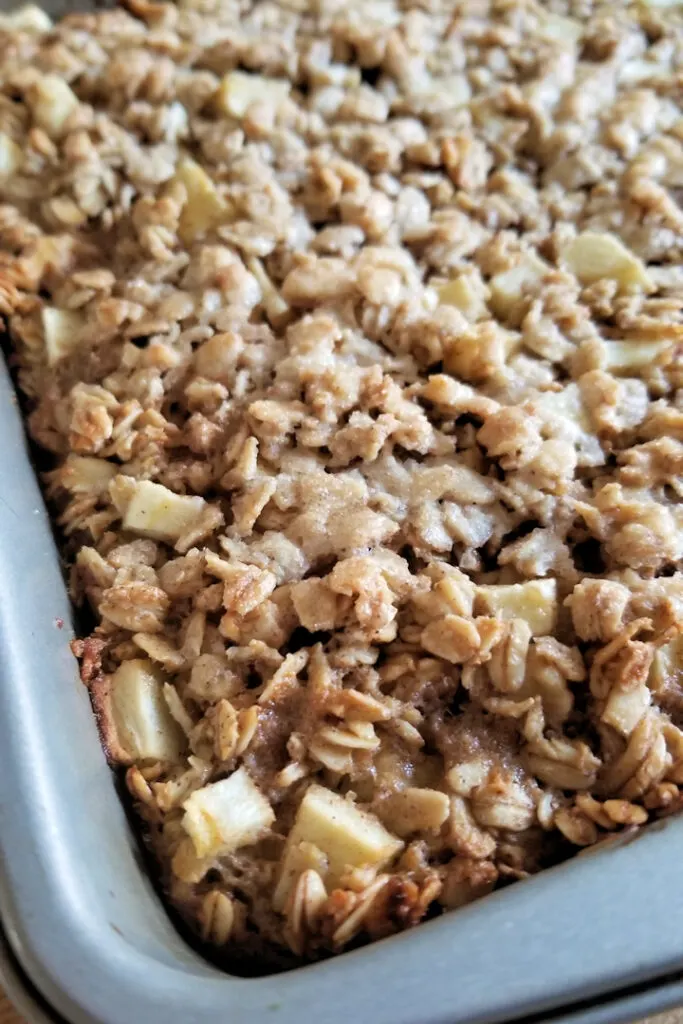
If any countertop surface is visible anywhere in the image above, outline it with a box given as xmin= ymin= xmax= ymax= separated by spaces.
xmin=1 ymin=995 xmax=26 ymax=1023
xmin=0 ymin=995 xmax=22 ymax=1024
xmin=0 ymin=988 xmax=679 ymax=1024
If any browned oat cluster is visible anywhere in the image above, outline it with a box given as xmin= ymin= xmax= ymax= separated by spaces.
xmin=1 ymin=0 xmax=682 ymax=968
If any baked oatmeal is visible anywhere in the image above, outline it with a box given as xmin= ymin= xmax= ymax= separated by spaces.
xmin=0 ymin=0 xmax=682 ymax=967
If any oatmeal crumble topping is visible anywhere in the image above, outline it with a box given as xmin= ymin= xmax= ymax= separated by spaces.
xmin=1 ymin=0 xmax=682 ymax=966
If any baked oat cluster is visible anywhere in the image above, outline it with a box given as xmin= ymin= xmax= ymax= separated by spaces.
xmin=1 ymin=0 xmax=682 ymax=966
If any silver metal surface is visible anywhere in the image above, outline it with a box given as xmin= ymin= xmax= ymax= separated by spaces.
xmin=0 ymin=929 xmax=63 ymax=1024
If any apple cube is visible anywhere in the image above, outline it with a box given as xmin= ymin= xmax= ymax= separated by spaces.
xmin=538 ymin=11 xmax=583 ymax=42
xmin=561 ymin=231 xmax=653 ymax=292
xmin=174 ymin=157 xmax=228 ymax=243
xmin=62 ymin=454 xmax=116 ymax=494
xmin=476 ymin=578 xmax=558 ymax=636
xmin=42 ymin=307 xmax=84 ymax=365
xmin=417 ymin=74 xmax=470 ymax=110
xmin=122 ymin=479 xmax=206 ymax=544
xmin=602 ymin=683 xmax=651 ymax=737
xmin=438 ymin=273 xmax=488 ymax=321
xmin=109 ymin=659 xmax=185 ymax=762
xmin=650 ymin=635 xmax=683 ymax=692
xmin=272 ymin=840 xmax=328 ymax=913
xmin=490 ymin=252 xmax=549 ymax=322
xmin=380 ymin=787 xmax=450 ymax=838
xmin=216 ymin=71 xmax=290 ymax=119
xmin=0 ymin=5 xmax=52 ymax=30
xmin=0 ymin=132 xmax=22 ymax=179
xmin=603 ymin=340 xmax=671 ymax=374
xmin=28 ymin=75 xmax=79 ymax=137
xmin=182 ymin=767 xmax=275 ymax=858
xmin=276 ymin=784 xmax=402 ymax=906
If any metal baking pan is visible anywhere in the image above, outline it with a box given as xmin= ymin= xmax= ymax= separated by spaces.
xmin=1 ymin=7 xmax=683 ymax=1016
xmin=3 ymin=351 xmax=683 ymax=1024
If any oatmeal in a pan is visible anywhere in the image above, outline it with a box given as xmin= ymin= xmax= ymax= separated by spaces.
xmin=1 ymin=0 xmax=682 ymax=965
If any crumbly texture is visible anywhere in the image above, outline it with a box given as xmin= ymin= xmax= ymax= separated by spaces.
xmin=1 ymin=0 xmax=683 ymax=969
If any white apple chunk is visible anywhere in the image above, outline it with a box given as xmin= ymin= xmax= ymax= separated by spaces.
xmin=62 ymin=454 xmax=117 ymax=494
xmin=561 ymin=231 xmax=653 ymax=293
xmin=0 ymin=5 xmax=52 ymax=31
xmin=437 ymin=273 xmax=488 ymax=321
xmin=100 ymin=659 xmax=186 ymax=763
xmin=182 ymin=768 xmax=275 ymax=858
xmin=490 ymin=252 xmax=549 ymax=321
xmin=476 ymin=578 xmax=558 ymax=637
xmin=379 ymin=787 xmax=450 ymax=838
xmin=602 ymin=340 xmax=671 ymax=374
xmin=275 ymin=784 xmax=402 ymax=909
xmin=216 ymin=71 xmax=290 ymax=119
xmin=42 ymin=307 xmax=85 ymax=365
xmin=174 ymin=157 xmax=228 ymax=243
xmin=28 ymin=75 xmax=79 ymax=137
xmin=0 ymin=132 xmax=22 ymax=179
xmin=122 ymin=479 xmax=207 ymax=544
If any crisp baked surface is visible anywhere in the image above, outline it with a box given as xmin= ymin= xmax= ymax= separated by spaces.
xmin=1 ymin=0 xmax=682 ymax=966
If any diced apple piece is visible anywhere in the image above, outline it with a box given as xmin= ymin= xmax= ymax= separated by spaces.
xmin=476 ymin=579 xmax=558 ymax=637
xmin=602 ymin=340 xmax=671 ymax=374
xmin=417 ymin=74 xmax=471 ymax=110
xmin=216 ymin=71 xmax=290 ymax=119
xmin=561 ymin=232 xmax=654 ymax=293
xmin=273 ymin=840 xmax=329 ymax=912
xmin=619 ymin=59 xmax=666 ymax=85
xmin=62 ymin=454 xmax=117 ymax=494
xmin=380 ymin=787 xmax=450 ymax=838
xmin=529 ymin=382 xmax=604 ymax=467
xmin=538 ymin=11 xmax=583 ymax=43
xmin=182 ymin=767 xmax=275 ymax=858
xmin=0 ymin=132 xmax=22 ymax=179
xmin=441 ymin=75 xmax=471 ymax=108
xmin=42 ymin=307 xmax=84 ymax=365
xmin=122 ymin=479 xmax=206 ymax=544
xmin=108 ymin=474 xmax=138 ymax=517
xmin=650 ymin=635 xmax=683 ymax=692
xmin=164 ymin=101 xmax=189 ymax=142
xmin=438 ymin=272 xmax=488 ymax=322
xmin=247 ymin=256 xmax=290 ymax=326
xmin=640 ymin=0 xmax=683 ymax=5
xmin=107 ymin=659 xmax=185 ymax=762
xmin=500 ymin=327 xmax=522 ymax=359
xmin=446 ymin=759 xmax=491 ymax=797
xmin=490 ymin=252 xmax=549 ymax=322
xmin=276 ymin=785 xmax=403 ymax=904
xmin=532 ymin=382 xmax=591 ymax=435
xmin=171 ymin=838 xmax=214 ymax=885
xmin=0 ymin=5 xmax=52 ymax=30
xmin=602 ymin=683 xmax=651 ymax=737
xmin=28 ymin=75 xmax=79 ymax=137
xmin=361 ymin=0 xmax=401 ymax=25
xmin=174 ymin=156 xmax=228 ymax=243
